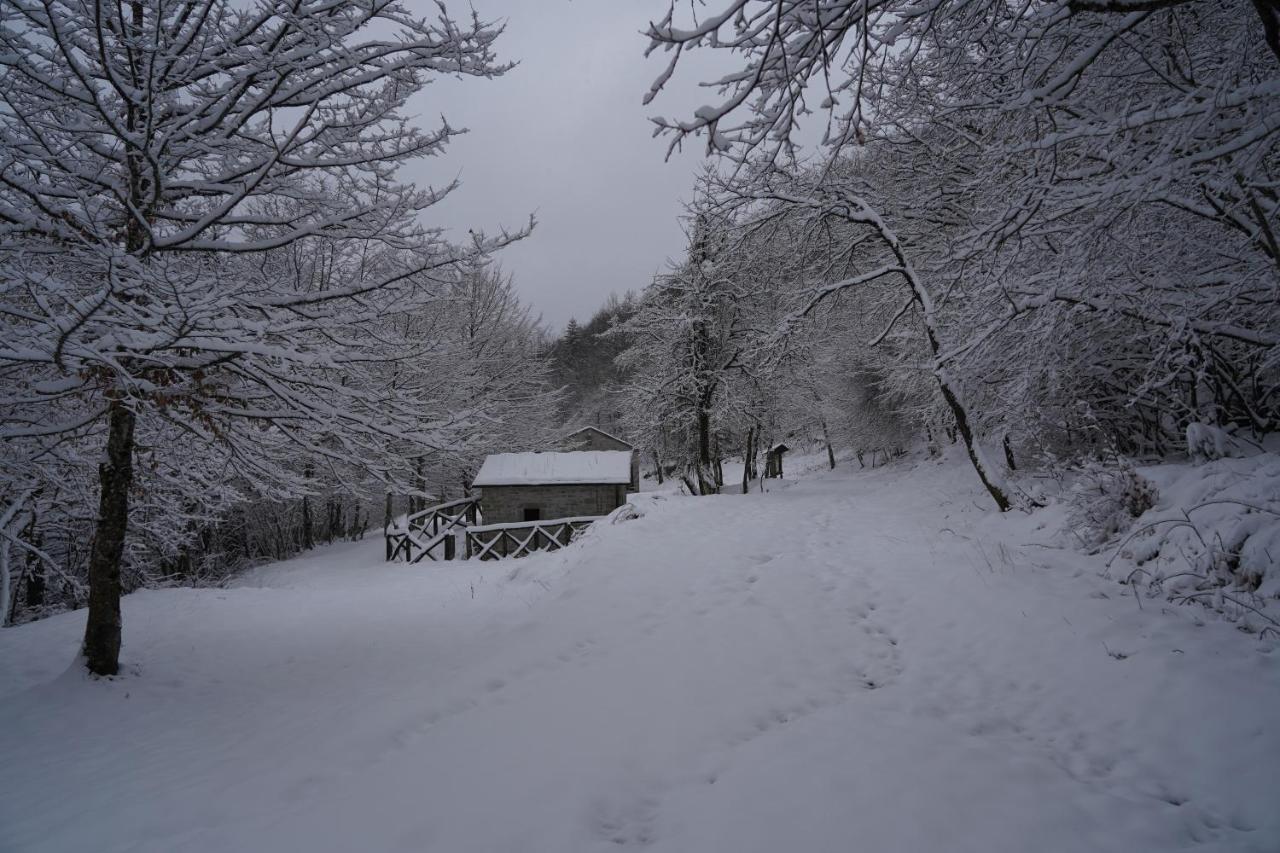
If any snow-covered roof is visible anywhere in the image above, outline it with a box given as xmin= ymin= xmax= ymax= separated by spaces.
xmin=472 ymin=451 xmax=634 ymax=487
xmin=563 ymin=425 xmax=634 ymax=448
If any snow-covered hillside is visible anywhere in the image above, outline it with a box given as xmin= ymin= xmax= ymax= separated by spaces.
xmin=2 ymin=456 xmax=1277 ymax=852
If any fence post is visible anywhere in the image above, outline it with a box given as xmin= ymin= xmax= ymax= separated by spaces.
xmin=444 ymin=534 xmax=456 ymax=561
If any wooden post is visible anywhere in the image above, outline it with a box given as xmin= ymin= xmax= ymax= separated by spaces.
xmin=443 ymin=534 xmax=456 ymax=561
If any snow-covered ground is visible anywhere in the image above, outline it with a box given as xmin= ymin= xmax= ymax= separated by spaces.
xmin=2 ymin=455 xmax=1278 ymax=852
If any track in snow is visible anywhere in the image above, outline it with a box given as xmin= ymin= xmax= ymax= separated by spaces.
xmin=1 ymin=457 xmax=1277 ymax=852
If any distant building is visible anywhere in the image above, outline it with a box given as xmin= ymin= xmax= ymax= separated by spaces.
xmin=471 ymin=451 xmax=634 ymax=525
xmin=560 ymin=426 xmax=640 ymax=492
xmin=561 ymin=425 xmax=633 ymax=452
xmin=765 ymin=443 xmax=789 ymax=478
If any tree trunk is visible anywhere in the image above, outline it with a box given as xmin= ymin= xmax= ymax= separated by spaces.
xmin=822 ymin=419 xmax=836 ymax=470
xmin=411 ymin=458 xmax=424 ymax=515
xmin=652 ymin=449 xmax=664 ymax=485
xmin=83 ymin=400 xmax=136 ymax=676
xmin=301 ymin=498 xmax=313 ymax=550
xmin=933 ymin=373 xmax=1011 ymax=511
xmin=22 ymin=508 xmax=44 ymax=611
xmin=0 ymin=539 xmax=9 ymax=629
xmin=742 ymin=426 xmax=755 ymax=494
xmin=887 ymin=236 xmax=1012 ymax=511
xmin=696 ymin=408 xmax=717 ymax=494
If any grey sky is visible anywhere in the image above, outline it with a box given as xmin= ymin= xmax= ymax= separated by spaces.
xmin=407 ymin=2 xmax=719 ymax=329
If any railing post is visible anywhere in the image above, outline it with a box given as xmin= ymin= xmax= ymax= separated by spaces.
xmin=444 ymin=534 xmax=456 ymax=561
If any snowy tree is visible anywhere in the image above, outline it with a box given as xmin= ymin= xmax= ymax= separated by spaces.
xmin=617 ymin=204 xmax=758 ymax=494
xmin=0 ymin=0 xmax=521 ymax=673
xmin=639 ymin=0 xmax=1278 ymax=500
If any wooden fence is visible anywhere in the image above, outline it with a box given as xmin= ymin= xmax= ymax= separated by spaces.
xmin=385 ymin=497 xmax=480 ymax=563
xmin=465 ymin=517 xmax=598 ymax=561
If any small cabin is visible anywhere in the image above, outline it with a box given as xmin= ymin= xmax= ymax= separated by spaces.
xmin=560 ymin=426 xmax=640 ymax=492
xmin=765 ymin=443 xmax=789 ymax=478
xmin=471 ymin=451 xmax=634 ymax=525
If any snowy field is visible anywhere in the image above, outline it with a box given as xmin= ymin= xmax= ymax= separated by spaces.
xmin=2 ymin=456 xmax=1278 ymax=852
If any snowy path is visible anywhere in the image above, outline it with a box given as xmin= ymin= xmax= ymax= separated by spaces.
xmin=2 ymin=459 xmax=1278 ymax=852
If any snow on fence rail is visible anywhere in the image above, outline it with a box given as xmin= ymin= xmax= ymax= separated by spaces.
xmin=465 ymin=517 xmax=599 ymax=561
xmin=385 ymin=497 xmax=480 ymax=563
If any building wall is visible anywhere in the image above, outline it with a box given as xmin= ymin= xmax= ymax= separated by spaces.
xmin=478 ymin=483 xmax=629 ymax=525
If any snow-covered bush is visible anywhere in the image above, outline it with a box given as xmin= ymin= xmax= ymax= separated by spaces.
xmin=1112 ymin=455 xmax=1280 ymax=636
xmin=1065 ymin=458 xmax=1159 ymax=550
xmin=1185 ymin=423 xmax=1252 ymax=463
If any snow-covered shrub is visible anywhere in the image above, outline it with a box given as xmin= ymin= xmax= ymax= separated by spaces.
xmin=1185 ymin=423 xmax=1252 ymax=463
xmin=1065 ymin=458 xmax=1159 ymax=550
xmin=1112 ymin=454 xmax=1280 ymax=636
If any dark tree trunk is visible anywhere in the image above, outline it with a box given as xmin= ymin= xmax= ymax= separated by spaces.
xmin=411 ymin=458 xmax=424 ymax=515
xmin=301 ymin=498 xmax=313 ymax=550
xmin=652 ymin=449 xmax=664 ymax=485
xmin=821 ymin=419 xmax=836 ymax=470
xmin=22 ymin=510 xmax=44 ymax=610
xmin=697 ymin=409 xmax=711 ymax=465
xmin=696 ymin=407 xmax=717 ymax=494
xmin=327 ymin=498 xmax=343 ymax=545
xmin=301 ymin=463 xmax=315 ymax=550
xmin=83 ymin=400 xmax=136 ymax=676
xmin=1002 ymin=433 xmax=1017 ymax=471
xmin=742 ymin=426 xmax=755 ymax=494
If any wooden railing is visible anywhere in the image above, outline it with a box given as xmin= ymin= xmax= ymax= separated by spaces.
xmin=385 ymin=497 xmax=480 ymax=563
xmin=465 ymin=517 xmax=598 ymax=561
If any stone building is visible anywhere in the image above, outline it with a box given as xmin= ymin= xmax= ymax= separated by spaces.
xmin=560 ymin=426 xmax=639 ymax=492
xmin=472 ymin=451 xmax=634 ymax=525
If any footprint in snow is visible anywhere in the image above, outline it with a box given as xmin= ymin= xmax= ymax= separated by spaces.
xmin=588 ymin=789 xmax=661 ymax=847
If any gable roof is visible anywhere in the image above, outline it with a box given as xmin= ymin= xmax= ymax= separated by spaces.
xmin=563 ymin=426 xmax=634 ymax=449
xmin=472 ymin=451 xmax=634 ymax=487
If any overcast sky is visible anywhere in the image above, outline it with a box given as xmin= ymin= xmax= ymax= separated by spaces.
xmin=406 ymin=1 xmax=722 ymax=330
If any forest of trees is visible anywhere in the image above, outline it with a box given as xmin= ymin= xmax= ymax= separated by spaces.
xmin=582 ymin=0 xmax=1278 ymax=504
xmin=0 ymin=0 xmax=1275 ymax=673
xmin=0 ymin=0 xmax=560 ymax=669
xmin=547 ymin=295 xmax=639 ymax=435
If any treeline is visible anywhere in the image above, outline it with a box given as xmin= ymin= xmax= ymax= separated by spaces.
xmin=596 ymin=0 xmax=1279 ymax=505
xmin=2 ymin=258 xmax=559 ymax=627
xmin=0 ymin=0 xmax=564 ymax=672
xmin=546 ymin=295 xmax=639 ymax=434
